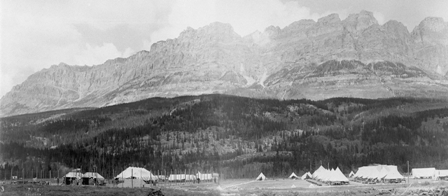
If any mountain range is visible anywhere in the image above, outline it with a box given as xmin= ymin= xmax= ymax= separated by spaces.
xmin=1 ymin=10 xmax=448 ymax=117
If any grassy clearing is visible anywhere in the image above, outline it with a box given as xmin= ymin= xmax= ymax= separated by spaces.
xmin=1 ymin=184 xmax=220 ymax=196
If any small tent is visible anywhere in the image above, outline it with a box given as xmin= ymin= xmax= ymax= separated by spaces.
xmin=256 ymin=173 xmax=266 ymax=181
xmin=289 ymin=172 xmax=299 ymax=179
xmin=82 ymin=172 xmax=104 ymax=179
xmin=63 ymin=171 xmax=82 ymax=185
xmin=301 ymin=172 xmax=312 ymax=180
xmin=349 ymin=171 xmax=355 ymax=178
xmin=81 ymin=172 xmax=105 ymax=185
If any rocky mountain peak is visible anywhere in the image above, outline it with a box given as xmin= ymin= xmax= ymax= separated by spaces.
xmin=317 ymin=13 xmax=341 ymax=24
xmin=263 ymin=25 xmax=281 ymax=38
xmin=2 ymin=12 xmax=448 ymax=117
xmin=344 ymin=10 xmax=379 ymax=32
xmin=418 ymin=17 xmax=447 ymax=32
xmin=411 ymin=17 xmax=448 ymax=44
xmin=383 ymin=20 xmax=410 ymax=39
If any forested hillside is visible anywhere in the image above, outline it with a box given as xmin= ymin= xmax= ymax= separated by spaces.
xmin=1 ymin=94 xmax=448 ymax=179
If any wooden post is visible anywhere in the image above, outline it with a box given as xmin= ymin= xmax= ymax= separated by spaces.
xmin=407 ymin=161 xmax=409 ymax=184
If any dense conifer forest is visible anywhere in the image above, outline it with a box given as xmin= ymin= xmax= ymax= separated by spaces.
xmin=1 ymin=94 xmax=448 ymax=179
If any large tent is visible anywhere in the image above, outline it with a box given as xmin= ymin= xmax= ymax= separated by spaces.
xmin=436 ymin=170 xmax=448 ymax=179
xmin=412 ymin=168 xmax=436 ymax=179
xmin=301 ymin=172 xmax=312 ymax=180
xmin=329 ymin=167 xmax=349 ymax=183
xmin=256 ymin=173 xmax=266 ymax=181
xmin=289 ymin=172 xmax=299 ymax=179
xmin=354 ymin=165 xmax=404 ymax=181
xmin=312 ymin=166 xmax=326 ymax=180
xmin=311 ymin=166 xmax=349 ymax=184
xmin=115 ymin=167 xmax=156 ymax=180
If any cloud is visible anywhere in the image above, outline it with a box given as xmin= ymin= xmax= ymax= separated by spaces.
xmin=74 ymin=43 xmax=134 ymax=66
xmin=1 ymin=0 xmax=172 ymax=97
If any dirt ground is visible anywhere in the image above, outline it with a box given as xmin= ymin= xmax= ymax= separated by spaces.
xmin=0 ymin=178 xmax=446 ymax=196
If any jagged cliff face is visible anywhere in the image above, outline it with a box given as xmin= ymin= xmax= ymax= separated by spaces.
xmin=1 ymin=11 xmax=448 ymax=116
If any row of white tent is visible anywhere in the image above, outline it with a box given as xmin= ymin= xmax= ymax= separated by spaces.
xmin=64 ymin=171 xmax=105 ymax=179
xmin=312 ymin=166 xmax=349 ymax=183
xmin=255 ymin=167 xmax=348 ymax=183
xmin=288 ymin=172 xmax=313 ymax=180
xmin=352 ymin=165 xmax=404 ymax=180
xmin=255 ymin=172 xmax=313 ymax=181
xmin=411 ymin=168 xmax=448 ymax=179
xmin=114 ymin=167 xmax=218 ymax=181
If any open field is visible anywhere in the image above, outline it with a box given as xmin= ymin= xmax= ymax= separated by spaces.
xmin=1 ymin=178 xmax=447 ymax=196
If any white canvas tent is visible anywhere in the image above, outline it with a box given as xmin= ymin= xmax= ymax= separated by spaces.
xmin=301 ymin=172 xmax=312 ymax=180
xmin=197 ymin=172 xmax=213 ymax=180
xmin=115 ymin=167 xmax=156 ymax=180
xmin=329 ymin=167 xmax=349 ymax=182
xmin=412 ymin=168 xmax=436 ymax=179
xmin=436 ymin=170 xmax=448 ymax=179
xmin=63 ymin=170 xmax=82 ymax=185
xmin=354 ymin=165 xmax=404 ymax=181
xmin=64 ymin=171 xmax=82 ymax=179
xmin=168 ymin=174 xmax=197 ymax=181
xmin=82 ymin=172 xmax=105 ymax=179
xmin=256 ymin=173 xmax=266 ymax=181
xmin=383 ymin=165 xmax=404 ymax=180
xmin=349 ymin=171 xmax=355 ymax=178
xmin=312 ymin=166 xmax=326 ymax=180
xmin=289 ymin=172 xmax=299 ymax=179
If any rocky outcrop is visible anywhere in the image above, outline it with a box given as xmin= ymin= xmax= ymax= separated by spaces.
xmin=1 ymin=11 xmax=448 ymax=116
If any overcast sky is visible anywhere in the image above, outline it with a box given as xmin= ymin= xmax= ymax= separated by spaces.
xmin=1 ymin=0 xmax=447 ymax=98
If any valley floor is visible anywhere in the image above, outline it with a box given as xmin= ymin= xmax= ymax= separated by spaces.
xmin=1 ymin=178 xmax=447 ymax=196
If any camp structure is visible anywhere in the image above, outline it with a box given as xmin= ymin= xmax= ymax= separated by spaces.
xmin=115 ymin=167 xmax=156 ymax=181
xmin=81 ymin=172 xmax=105 ymax=185
xmin=168 ymin=174 xmax=196 ymax=182
xmin=349 ymin=171 xmax=355 ymax=178
xmin=312 ymin=166 xmax=326 ymax=180
xmin=436 ymin=170 xmax=448 ymax=180
xmin=63 ymin=169 xmax=82 ymax=185
xmin=354 ymin=165 xmax=404 ymax=183
xmin=289 ymin=172 xmax=299 ymax=179
xmin=412 ymin=168 xmax=436 ymax=179
xmin=328 ymin=167 xmax=349 ymax=185
xmin=383 ymin=166 xmax=405 ymax=182
xmin=256 ymin=173 xmax=266 ymax=181
xmin=154 ymin=175 xmax=167 ymax=181
xmin=310 ymin=166 xmax=349 ymax=185
xmin=301 ymin=172 xmax=312 ymax=180
xmin=196 ymin=172 xmax=219 ymax=182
